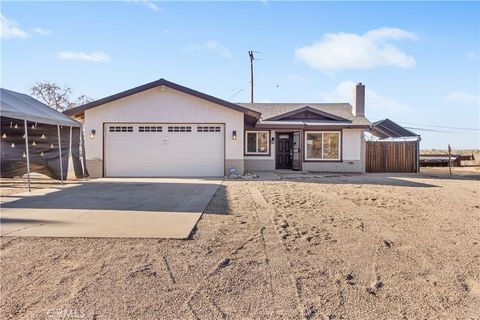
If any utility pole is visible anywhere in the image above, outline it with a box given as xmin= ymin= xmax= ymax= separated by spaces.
xmin=249 ymin=51 xmax=254 ymax=103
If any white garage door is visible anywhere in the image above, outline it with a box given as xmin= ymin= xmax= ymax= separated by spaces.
xmin=104 ymin=123 xmax=224 ymax=177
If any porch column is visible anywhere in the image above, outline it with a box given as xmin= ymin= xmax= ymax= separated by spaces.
xmin=57 ymin=125 xmax=64 ymax=186
xmin=23 ymin=119 xmax=31 ymax=192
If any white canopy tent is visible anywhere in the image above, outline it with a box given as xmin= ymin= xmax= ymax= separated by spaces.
xmin=1 ymin=88 xmax=86 ymax=191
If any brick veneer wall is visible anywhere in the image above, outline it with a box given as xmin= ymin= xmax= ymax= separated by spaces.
xmin=86 ymin=159 xmax=103 ymax=178
xmin=225 ymin=159 xmax=244 ymax=176
xmin=302 ymin=160 xmax=363 ymax=173
xmin=244 ymin=159 xmax=276 ymax=171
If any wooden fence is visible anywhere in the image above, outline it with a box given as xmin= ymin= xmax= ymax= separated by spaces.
xmin=366 ymin=141 xmax=419 ymax=173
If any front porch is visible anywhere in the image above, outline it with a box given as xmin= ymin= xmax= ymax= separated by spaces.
xmin=242 ymin=128 xmax=366 ymax=174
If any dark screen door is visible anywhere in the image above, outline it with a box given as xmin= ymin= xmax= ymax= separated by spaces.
xmin=292 ymin=131 xmax=301 ymax=170
xmin=276 ymin=133 xmax=292 ymax=169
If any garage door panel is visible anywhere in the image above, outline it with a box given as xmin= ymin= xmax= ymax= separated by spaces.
xmin=105 ymin=124 xmax=224 ymax=177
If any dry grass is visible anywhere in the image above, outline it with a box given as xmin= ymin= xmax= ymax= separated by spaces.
xmin=1 ymin=171 xmax=479 ymax=319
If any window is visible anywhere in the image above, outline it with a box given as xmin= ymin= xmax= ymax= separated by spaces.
xmin=197 ymin=126 xmax=221 ymax=132
xmin=139 ymin=126 xmax=162 ymax=132
xmin=109 ymin=126 xmax=133 ymax=132
xmin=305 ymin=131 xmax=340 ymax=160
xmin=245 ymin=131 xmax=269 ymax=155
xmin=167 ymin=126 xmax=191 ymax=132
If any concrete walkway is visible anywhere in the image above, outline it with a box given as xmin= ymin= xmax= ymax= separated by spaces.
xmin=0 ymin=178 xmax=222 ymax=239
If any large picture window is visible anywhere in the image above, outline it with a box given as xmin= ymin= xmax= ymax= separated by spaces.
xmin=245 ymin=131 xmax=269 ymax=155
xmin=305 ymin=131 xmax=341 ymax=160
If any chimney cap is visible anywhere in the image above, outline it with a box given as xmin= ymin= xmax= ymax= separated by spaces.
xmin=357 ymin=82 xmax=363 ymax=85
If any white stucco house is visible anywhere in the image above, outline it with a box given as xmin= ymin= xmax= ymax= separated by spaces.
xmin=64 ymin=79 xmax=371 ymax=178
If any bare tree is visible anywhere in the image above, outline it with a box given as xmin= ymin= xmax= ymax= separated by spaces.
xmin=30 ymin=81 xmax=93 ymax=111
xmin=74 ymin=95 xmax=94 ymax=106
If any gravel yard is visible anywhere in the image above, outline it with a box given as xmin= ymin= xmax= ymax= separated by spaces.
xmin=1 ymin=170 xmax=479 ymax=319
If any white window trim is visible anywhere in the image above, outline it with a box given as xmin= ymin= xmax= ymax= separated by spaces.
xmin=245 ymin=131 xmax=270 ymax=155
xmin=304 ymin=131 xmax=341 ymax=161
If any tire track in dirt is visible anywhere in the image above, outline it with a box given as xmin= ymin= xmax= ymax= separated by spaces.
xmin=183 ymin=183 xmax=304 ymax=319
xmin=162 ymin=256 xmax=176 ymax=285
xmin=248 ymin=185 xmax=304 ymax=319
xmin=256 ymin=221 xmax=277 ymax=317
xmin=182 ymin=182 xmax=274 ymax=318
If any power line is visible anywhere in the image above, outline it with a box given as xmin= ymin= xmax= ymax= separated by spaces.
xmin=228 ymin=88 xmax=243 ymax=101
xmin=398 ymin=121 xmax=480 ymax=131
xmin=404 ymin=126 xmax=479 ymax=134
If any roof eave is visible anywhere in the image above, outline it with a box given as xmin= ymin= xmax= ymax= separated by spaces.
xmin=264 ymin=106 xmax=350 ymax=122
xmin=64 ymin=79 xmax=261 ymax=119
xmin=254 ymin=123 xmax=371 ymax=130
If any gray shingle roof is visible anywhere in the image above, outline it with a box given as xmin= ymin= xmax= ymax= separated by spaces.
xmin=237 ymin=103 xmax=371 ymax=126
xmin=371 ymin=118 xmax=419 ymax=138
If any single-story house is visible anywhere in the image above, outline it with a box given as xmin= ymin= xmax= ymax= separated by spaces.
xmin=64 ymin=79 xmax=371 ymax=177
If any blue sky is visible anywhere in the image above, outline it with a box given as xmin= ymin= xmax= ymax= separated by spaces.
xmin=1 ymin=1 xmax=479 ymax=148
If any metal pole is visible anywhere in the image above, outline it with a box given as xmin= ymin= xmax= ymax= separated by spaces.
xmin=23 ymin=120 xmax=31 ymax=192
xmin=68 ymin=126 xmax=72 ymax=179
xmin=57 ymin=125 xmax=64 ymax=186
xmin=249 ymin=50 xmax=254 ymax=103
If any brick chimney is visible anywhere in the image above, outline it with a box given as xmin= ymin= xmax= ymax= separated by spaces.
xmin=353 ymin=83 xmax=365 ymax=117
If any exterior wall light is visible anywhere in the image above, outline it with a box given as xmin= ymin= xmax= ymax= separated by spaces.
xmin=90 ymin=129 xmax=96 ymax=139
xmin=232 ymin=130 xmax=237 ymax=140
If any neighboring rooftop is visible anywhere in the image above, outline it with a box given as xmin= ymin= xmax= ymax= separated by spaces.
xmin=370 ymin=118 xmax=419 ymax=139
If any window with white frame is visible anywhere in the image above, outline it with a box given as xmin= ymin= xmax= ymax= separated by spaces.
xmin=245 ymin=131 xmax=269 ymax=154
xmin=167 ymin=126 xmax=191 ymax=132
xmin=305 ymin=131 xmax=341 ymax=160
xmin=139 ymin=126 xmax=162 ymax=132
xmin=197 ymin=126 xmax=221 ymax=132
xmin=109 ymin=126 xmax=133 ymax=132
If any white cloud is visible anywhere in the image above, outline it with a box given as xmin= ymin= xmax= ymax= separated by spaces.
xmin=33 ymin=28 xmax=52 ymax=35
xmin=295 ymin=27 xmax=416 ymax=71
xmin=466 ymin=51 xmax=478 ymax=60
xmin=0 ymin=15 xmax=29 ymax=39
xmin=445 ymin=91 xmax=479 ymax=107
xmin=57 ymin=51 xmax=110 ymax=62
xmin=363 ymin=28 xmax=417 ymax=42
xmin=184 ymin=40 xmax=233 ymax=59
xmin=127 ymin=0 xmax=160 ymax=11
xmin=317 ymin=81 xmax=414 ymax=114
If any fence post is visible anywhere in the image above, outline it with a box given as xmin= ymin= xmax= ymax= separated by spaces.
xmin=448 ymin=144 xmax=452 ymax=175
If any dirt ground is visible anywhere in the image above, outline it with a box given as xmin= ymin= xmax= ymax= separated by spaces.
xmin=0 ymin=174 xmax=82 ymax=197
xmin=1 ymin=170 xmax=479 ymax=319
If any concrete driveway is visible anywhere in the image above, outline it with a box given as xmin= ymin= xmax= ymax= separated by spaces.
xmin=0 ymin=178 xmax=222 ymax=239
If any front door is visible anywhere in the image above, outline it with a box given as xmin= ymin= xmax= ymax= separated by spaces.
xmin=276 ymin=133 xmax=292 ymax=169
